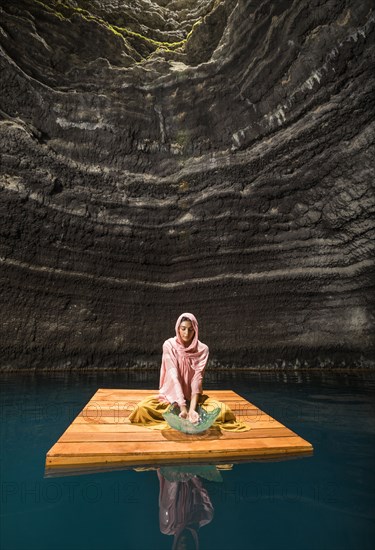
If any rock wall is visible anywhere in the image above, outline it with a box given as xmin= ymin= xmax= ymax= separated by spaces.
xmin=0 ymin=0 xmax=374 ymax=369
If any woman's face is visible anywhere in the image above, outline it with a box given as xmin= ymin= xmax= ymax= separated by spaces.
xmin=178 ymin=320 xmax=195 ymax=346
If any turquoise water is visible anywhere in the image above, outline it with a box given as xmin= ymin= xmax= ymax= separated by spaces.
xmin=1 ymin=370 xmax=374 ymax=550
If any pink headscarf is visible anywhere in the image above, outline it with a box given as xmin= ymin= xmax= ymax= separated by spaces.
xmin=158 ymin=313 xmax=209 ymax=407
xmin=174 ymin=312 xmax=200 ymax=354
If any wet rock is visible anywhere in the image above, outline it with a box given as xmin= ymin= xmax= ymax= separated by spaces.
xmin=0 ymin=0 xmax=374 ymax=369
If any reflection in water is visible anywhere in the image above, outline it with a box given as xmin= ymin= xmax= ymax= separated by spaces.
xmin=157 ymin=465 xmax=225 ymax=550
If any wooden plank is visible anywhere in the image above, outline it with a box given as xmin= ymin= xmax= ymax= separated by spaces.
xmin=92 ymin=389 xmax=240 ymax=401
xmin=80 ymin=399 xmax=258 ymax=409
xmin=78 ymin=408 xmax=258 ymax=419
xmin=46 ymin=445 xmax=312 ymax=467
xmin=65 ymin=418 xmax=286 ymax=433
xmin=48 ymin=436 xmax=311 ymax=457
xmin=73 ymin=409 xmax=269 ymax=424
xmin=46 ymin=447 xmax=313 ymax=467
xmin=59 ymin=427 xmax=293 ymax=443
xmin=92 ymin=389 xmax=250 ymax=398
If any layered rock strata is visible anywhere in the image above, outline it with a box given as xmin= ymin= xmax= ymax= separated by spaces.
xmin=0 ymin=0 xmax=374 ymax=369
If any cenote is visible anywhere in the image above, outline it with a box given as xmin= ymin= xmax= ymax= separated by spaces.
xmin=1 ymin=1 xmax=375 ymax=548
xmin=1 ymin=368 xmax=374 ymax=550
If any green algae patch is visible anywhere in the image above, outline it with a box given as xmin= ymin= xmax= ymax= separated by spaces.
xmin=28 ymin=0 xmax=206 ymax=61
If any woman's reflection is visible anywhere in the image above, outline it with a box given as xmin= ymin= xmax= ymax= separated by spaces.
xmin=157 ymin=466 xmax=218 ymax=550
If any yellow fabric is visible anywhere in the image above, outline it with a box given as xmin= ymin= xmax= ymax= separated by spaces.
xmin=128 ymin=395 xmax=171 ymax=431
xmin=129 ymin=394 xmax=251 ymax=432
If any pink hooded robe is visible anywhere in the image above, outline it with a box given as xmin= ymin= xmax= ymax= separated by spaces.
xmin=158 ymin=313 xmax=209 ymax=408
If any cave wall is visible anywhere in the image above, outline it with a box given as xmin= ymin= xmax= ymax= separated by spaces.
xmin=0 ymin=0 xmax=374 ymax=369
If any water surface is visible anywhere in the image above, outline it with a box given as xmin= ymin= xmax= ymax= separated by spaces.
xmin=1 ymin=369 xmax=374 ymax=550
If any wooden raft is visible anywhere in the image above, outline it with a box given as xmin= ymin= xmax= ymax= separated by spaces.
xmin=45 ymin=389 xmax=313 ymax=471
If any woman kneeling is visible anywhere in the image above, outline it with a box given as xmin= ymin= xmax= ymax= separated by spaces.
xmin=129 ymin=313 xmax=249 ymax=432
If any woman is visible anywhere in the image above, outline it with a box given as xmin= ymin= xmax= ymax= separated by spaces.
xmin=129 ymin=312 xmax=250 ymax=431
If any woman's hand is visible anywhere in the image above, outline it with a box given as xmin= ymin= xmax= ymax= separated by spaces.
xmin=179 ymin=405 xmax=188 ymax=419
xmin=188 ymin=409 xmax=200 ymax=424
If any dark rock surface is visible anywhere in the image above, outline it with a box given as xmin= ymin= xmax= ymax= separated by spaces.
xmin=0 ymin=0 xmax=374 ymax=370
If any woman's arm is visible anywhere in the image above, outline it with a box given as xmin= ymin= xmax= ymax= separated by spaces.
xmin=179 ymin=404 xmax=188 ymax=418
xmin=188 ymin=345 xmax=209 ymax=423
xmin=188 ymin=393 xmax=200 ymax=423
xmin=189 ymin=393 xmax=199 ymax=412
xmin=160 ymin=341 xmax=187 ymax=411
